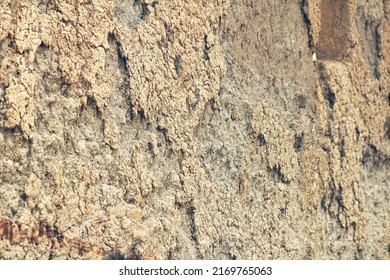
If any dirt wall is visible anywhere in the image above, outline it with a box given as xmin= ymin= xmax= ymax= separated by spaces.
xmin=0 ymin=0 xmax=389 ymax=259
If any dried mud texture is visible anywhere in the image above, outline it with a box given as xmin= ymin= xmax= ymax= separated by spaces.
xmin=0 ymin=0 xmax=389 ymax=260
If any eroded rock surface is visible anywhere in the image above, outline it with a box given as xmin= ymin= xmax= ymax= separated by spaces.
xmin=0 ymin=0 xmax=389 ymax=259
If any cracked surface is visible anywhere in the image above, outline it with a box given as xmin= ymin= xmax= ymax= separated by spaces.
xmin=0 ymin=0 xmax=389 ymax=259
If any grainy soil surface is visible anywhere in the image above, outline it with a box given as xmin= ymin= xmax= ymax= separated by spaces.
xmin=0 ymin=0 xmax=389 ymax=259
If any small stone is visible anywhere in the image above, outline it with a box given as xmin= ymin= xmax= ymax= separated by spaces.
xmin=312 ymin=52 xmax=317 ymax=62
xmin=230 ymin=109 xmax=238 ymax=120
xmin=127 ymin=209 xmax=143 ymax=222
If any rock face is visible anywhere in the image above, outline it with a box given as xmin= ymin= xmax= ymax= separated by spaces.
xmin=0 ymin=0 xmax=388 ymax=260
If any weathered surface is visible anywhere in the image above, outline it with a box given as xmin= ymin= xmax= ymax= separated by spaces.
xmin=0 ymin=0 xmax=389 ymax=259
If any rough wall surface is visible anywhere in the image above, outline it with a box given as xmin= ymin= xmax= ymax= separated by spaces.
xmin=0 ymin=0 xmax=388 ymax=259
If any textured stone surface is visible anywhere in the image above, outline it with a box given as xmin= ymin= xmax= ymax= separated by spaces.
xmin=0 ymin=0 xmax=389 ymax=259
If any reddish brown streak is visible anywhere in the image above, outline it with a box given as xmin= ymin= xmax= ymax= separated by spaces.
xmin=0 ymin=216 xmax=107 ymax=259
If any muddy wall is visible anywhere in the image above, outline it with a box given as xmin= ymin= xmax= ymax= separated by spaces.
xmin=0 ymin=0 xmax=389 ymax=259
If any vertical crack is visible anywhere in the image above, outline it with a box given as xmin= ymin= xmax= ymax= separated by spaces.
xmin=373 ymin=23 xmax=382 ymax=79
xmin=300 ymin=0 xmax=313 ymax=49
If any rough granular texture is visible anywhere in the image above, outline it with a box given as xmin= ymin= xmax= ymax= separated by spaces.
xmin=0 ymin=0 xmax=389 ymax=259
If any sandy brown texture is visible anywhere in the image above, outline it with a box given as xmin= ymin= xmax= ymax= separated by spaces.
xmin=0 ymin=0 xmax=389 ymax=259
